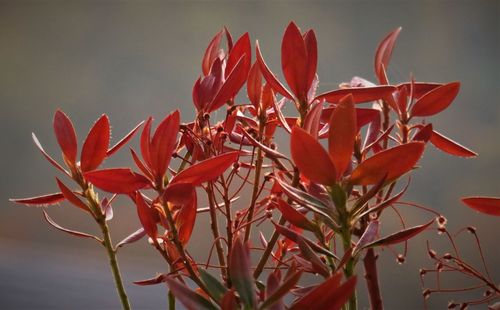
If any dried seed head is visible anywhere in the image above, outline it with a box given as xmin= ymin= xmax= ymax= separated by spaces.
xmin=459 ymin=303 xmax=468 ymax=310
xmin=443 ymin=253 xmax=453 ymax=261
xmin=437 ymin=226 xmax=446 ymax=234
xmin=423 ymin=288 xmax=431 ymax=300
xmin=203 ymin=113 xmax=210 ymax=120
xmin=419 ymin=268 xmax=426 ymax=276
xmin=436 ymin=262 xmax=443 ymax=272
xmin=397 ymin=254 xmax=405 ymax=264
xmin=428 ymin=249 xmax=437 ymax=259
xmin=484 ymin=289 xmax=493 ymax=297
xmin=232 ymin=162 xmax=240 ymax=170
xmin=270 ymin=143 xmax=277 ymax=150
xmin=437 ymin=215 xmax=447 ymax=227
xmin=448 ymin=301 xmax=458 ymax=309
xmin=466 ymin=226 xmax=476 ymax=234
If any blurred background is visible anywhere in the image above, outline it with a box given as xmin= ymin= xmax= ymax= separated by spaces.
xmin=1 ymin=1 xmax=498 ymax=309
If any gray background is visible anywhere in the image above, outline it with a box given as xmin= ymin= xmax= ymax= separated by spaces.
xmin=1 ymin=1 xmax=499 ymax=309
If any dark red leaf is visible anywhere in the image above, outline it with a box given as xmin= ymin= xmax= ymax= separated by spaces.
xmin=303 ymin=101 xmax=323 ymax=139
xmin=397 ymin=82 xmax=443 ymax=99
xmin=363 ymin=219 xmax=434 ymax=248
xmin=430 ymin=130 xmax=477 ymax=157
xmin=315 ymin=86 xmax=396 ymax=104
xmin=282 ymin=22 xmax=308 ymax=102
xmin=165 ymin=183 xmax=197 ymax=244
xmin=209 ymin=54 xmax=247 ymax=111
xmin=107 ymin=121 xmax=144 ymax=157
xmin=81 ymin=115 xmax=110 ymax=172
xmin=350 ymin=142 xmax=425 ymax=185
xmin=134 ymin=192 xmax=158 ymax=239
xmin=10 ymin=192 xmax=64 ymax=206
xmin=225 ymin=32 xmax=251 ymax=79
xmin=303 ymin=29 xmax=318 ymax=97
xmin=84 ymin=168 xmax=150 ymax=193
xmin=291 ymin=126 xmax=336 ymax=185
xmin=115 ymin=228 xmax=146 ymax=250
xmin=410 ymin=82 xmax=460 ymax=117
xmin=220 ymin=289 xmax=238 ymax=310
xmin=461 ymin=197 xmax=500 ymax=216
xmin=164 ymin=277 xmax=217 ymax=310
xmin=229 ymin=236 xmax=256 ymax=308
xmin=328 ymin=94 xmax=357 ymax=180
xmin=275 ymin=199 xmax=316 ymax=232
xmin=55 ymin=178 xmax=89 ymax=213
xmin=413 ymin=124 xmax=433 ymax=142
xmin=53 ymin=110 xmax=78 ymax=165
xmin=43 ymin=210 xmax=102 ymax=242
xmin=171 ymin=151 xmax=238 ymax=186
xmin=375 ymin=27 xmax=402 ymax=84
xmin=256 ymin=41 xmax=294 ymax=99
xmin=261 ymin=271 xmax=302 ymax=310
xmin=290 ymin=272 xmax=357 ymax=310
xmin=353 ymin=220 xmax=379 ymax=255
xmin=272 ymin=97 xmax=292 ymax=134
xmin=140 ymin=117 xmax=153 ymax=170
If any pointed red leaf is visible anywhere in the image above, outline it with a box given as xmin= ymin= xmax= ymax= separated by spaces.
xmin=247 ymin=62 xmax=262 ymax=109
xmin=350 ymin=142 xmax=425 ymax=185
xmin=256 ymin=41 xmax=294 ymax=99
xmin=413 ymin=124 xmax=433 ymax=142
xmin=32 ymin=133 xmax=70 ymax=175
xmin=275 ymin=199 xmax=316 ymax=232
xmin=290 ymin=272 xmax=357 ymax=310
xmin=430 ymin=130 xmax=477 ymax=157
xmin=209 ymin=54 xmax=247 ymax=112
xmin=55 ymin=178 xmax=89 ymax=213
xmin=303 ymin=101 xmax=323 ymax=139
xmin=363 ymin=219 xmax=434 ymax=248
xmin=220 ymin=289 xmax=238 ymax=310
xmin=315 ymin=86 xmax=396 ymax=104
xmin=150 ymin=111 xmax=180 ymax=180
xmin=140 ymin=117 xmax=153 ymax=171
xmin=397 ymin=82 xmax=443 ymax=99
xmin=130 ymin=148 xmax=154 ymax=180
xmin=43 ymin=210 xmax=102 ymax=242
xmin=134 ymin=192 xmax=158 ymax=239
xmin=107 ymin=121 xmax=144 ymax=157
xmin=229 ymin=236 xmax=256 ymax=308
xmin=272 ymin=97 xmax=292 ymax=134
xmin=10 ymin=192 xmax=64 ymax=206
xmin=171 ymin=151 xmax=238 ymax=186
xmin=461 ymin=197 xmax=500 ymax=216
xmin=304 ymin=29 xmax=318 ymax=96
xmin=353 ymin=220 xmax=379 ymax=255
xmin=53 ymin=110 xmax=78 ymax=165
xmin=410 ymin=82 xmax=460 ymax=117
xmin=328 ymin=94 xmax=357 ymax=180
xmin=291 ymin=126 xmax=336 ymax=185
xmin=375 ymin=27 xmax=402 ymax=83
xmin=81 ymin=115 xmax=110 ymax=172
xmin=282 ymin=22 xmax=308 ymax=102
xmin=202 ymin=29 xmax=224 ymax=76
xmin=225 ymin=32 xmax=251 ymax=78
xmin=84 ymin=168 xmax=150 ymax=193
xmin=164 ymin=277 xmax=217 ymax=310
xmin=165 ymin=183 xmax=197 ymax=244
xmin=261 ymin=270 xmax=302 ymax=310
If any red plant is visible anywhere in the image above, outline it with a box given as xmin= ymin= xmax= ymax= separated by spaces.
xmin=11 ymin=22 xmax=498 ymax=310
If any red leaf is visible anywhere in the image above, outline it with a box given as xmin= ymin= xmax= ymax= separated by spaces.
xmin=350 ymin=142 xmax=425 ymax=185
xmin=328 ymin=95 xmax=357 ymax=180
xmin=364 ymin=219 xmax=434 ymax=248
xmin=247 ymin=62 xmax=262 ymax=109
xmin=272 ymin=97 xmax=292 ymax=134
xmin=413 ymin=124 xmax=433 ymax=142
xmin=10 ymin=192 xmax=64 ymax=206
xmin=315 ymin=86 xmax=396 ymax=104
xmin=43 ymin=210 xmax=102 ymax=242
xmin=304 ymin=29 xmax=318 ymax=97
xmin=303 ymin=101 xmax=323 ymax=139
xmin=32 ymin=133 xmax=70 ymax=176
xmin=202 ymin=29 xmax=224 ymax=76
xmin=291 ymin=126 xmax=336 ymax=185
xmin=84 ymin=168 xmax=150 ymax=193
xmin=275 ymin=199 xmax=316 ymax=232
xmin=430 ymin=130 xmax=477 ymax=157
xmin=229 ymin=236 xmax=256 ymax=308
xmin=150 ymin=111 xmax=180 ymax=180
xmin=81 ymin=115 xmax=110 ymax=172
xmin=461 ymin=197 xmax=500 ymax=216
xmin=262 ymin=270 xmax=302 ymax=310
xmin=164 ymin=277 xmax=217 ymax=310
xmin=53 ymin=110 xmax=78 ymax=165
xmin=225 ymin=32 xmax=251 ymax=79
xmin=374 ymin=27 xmax=402 ymax=84
xmin=140 ymin=117 xmax=153 ymax=170
xmin=171 ymin=152 xmax=238 ymax=186
xmin=397 ymin=82 xmax=443 ymax=99
xmin=55 ymin=178 xmax=89 ymax=213
xmin=290 ymin=272 xmax=357 ymax=310
xmin=282 ymin=22 xmax=308 ymax=102
xmin=220 ymin=289 xmax=238 ymax=310
xmin=107 ymin=121 xmax=144 ymax=157
xmin=209 ymin=54 xmax=247 ymax=111
xmin=410 ymin=82 xmax=460 ymax=117
xmin=353 ymin=220 xmax=379 ymax=255
xmin=256 ymin=41 xmax=294 ymax=99
xmin=164 ymin=183 xmax=197 ymax=244
xmin=134 ymin=192 xmax=158 ymax=239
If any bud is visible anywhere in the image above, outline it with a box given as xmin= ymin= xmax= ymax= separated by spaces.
xmin=466 ymin=226 xmax=476 ymax=234
xmin=443 ymin=253 xmax=453 ymax=261
xmin=428 ymin=249 xmax=437 ymax=259
xmin=397 ymin=254 xmax=405 ymax=265
xmin=422 ymin=288 xmax=431 ymax=300
xmin=419 ymin=268 xmax=426 ymax=276
xmin=448 ymin=301 xmax=458 ymax=309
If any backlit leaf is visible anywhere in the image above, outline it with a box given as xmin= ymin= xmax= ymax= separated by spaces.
xmin=171 ymin=152 xmax=238 ymax=186
xmin=43 ymin=210 xmax=102 ymax=242
xmin=430 ymin=130 xmax=477 ymax=157
xmin=81 ymin=115 xmax=110 ymax=172
xmin=315 ymin=86 xmax=396 ymax=104
xmin=363 ymin=219 xmax=434 ymax=248
xmin=134 ymin=192 xmax=158 ymax=239
xmin=256 ymin=41 xmax=293 ymax=99
xmin=374 ymin=27 xmax=402 ymax=83
xmin=229 ymin=236 xmax=256 ymax=308
xmin=55 ymin=178 xmax=89 ymax=213
xmin=107 ymin=121 xmax=144 ymax=157
xmin=53 ymin=110 xmax=78 ymax=165
xmin=84 ymin=168 xmax=150 ymax=194
xmin=410 ymin=82 xmax=460 ymax=117
xmin=282 ymin=21 xmax=308 ymax=102
xmin=10 ymin=192 xmax=64 ymax=206
xmin=461 ymin=197 xmax=500 ymax=216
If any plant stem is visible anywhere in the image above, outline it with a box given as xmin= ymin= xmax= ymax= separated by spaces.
xmin=100 ymin=221 xmax=131 ymax=310
xmin=363 ymin=248 xmax=383 ymax=310
xmin=168 ymin=290 xmax=176 ymax=310
xmin=341 ymin=230 xmax=357 ymax=310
